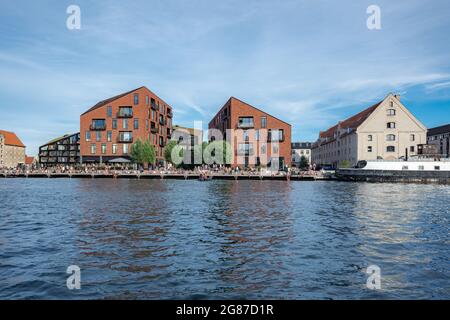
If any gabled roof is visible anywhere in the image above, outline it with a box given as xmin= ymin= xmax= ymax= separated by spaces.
xmin=229 ymin=97 xmax=291 ymax=126
xmin=319 ymin=101 xmax=383 ymax=139
xmin=25 ymin=156 xmax=35 ymax=165
xmin=428 ymin=124 xmax=450 ymax=136
xmin=81 ymin=86 xmax=145 ymax=116
xmin=0 ymin=130 xmax=25 ymax=148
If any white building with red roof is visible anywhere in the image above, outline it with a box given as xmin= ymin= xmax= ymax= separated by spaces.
xmin=312 ymin=94 xmax=427 ymax=168
xmin=0 ymin=130 xmax=26 ymax=168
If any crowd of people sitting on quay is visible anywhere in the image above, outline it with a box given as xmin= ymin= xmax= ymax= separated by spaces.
xmin=1 ymin=163 xmax=321 ymax=177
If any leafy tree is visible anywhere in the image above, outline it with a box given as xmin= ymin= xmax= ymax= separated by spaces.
xmin=299 ymin=155 xmax=309 ymax=170
xmin=340 ymin=159 xmax=351 ymax=168
xmin=164 ymin=140 xmax=184 ymax=166
xmin=203 ymin=140 xmax=232 ymax=165
xmin=130 ymin=139 xmax=144 ymax=164
xmin=142 ymin=139 xmax=156 ymax=166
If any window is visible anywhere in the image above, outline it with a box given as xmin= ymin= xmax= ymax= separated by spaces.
xmin=261 ymin=117 xmax=267 ymax=128
xmin=402 ymin=166 xmax=408 ymax=170
xmin=134 ymin=93 xmax=139 ymax=105
xmin=243 ymin=130 xmax=249 ymax=141
xmin=434 ymin=166 xmax=440 ymax=170
xmin=387 ymin=109 xmax=396 ymax=116
xmin=85 ymin=131 xmax=91 ymax=141
xmin=237 ymin=143 xmax=254 ymax=155
xmin=410 ymin=134 xmax=415 ymax=141
xmin=410 ymin=146 xmax=415 ymax=152
xmin=91 ymin=144 xmax=96 ymax=154
xmin=112 ymin=119 xmax=117 ymax=129
xmin=418 ymin=165 xmax=424 ymax=170
xmin=368 ymin=135 xmax=373 ymax=141
xmin=118 ymin=107 xmax=133 ymax=117
xmin=238 ymin=117 xmax=254 ymax=128
xmin=255 ymin=129 xmax=260 ymax=141
xmin=107 ymin=131 xmax=112 ymax=142
xmin=261 ymin=144 xmax=266 ymax=154
xmin=146 ymin=119 xmax=149 ymax=130
xmin=367 ymin=146 xmax=373 ymax=152
xmin=386 ymin=134 xmax=396 ymax=141
xmin=118 ymin=131 xmax=133 ymax=142
xmin=112 ymin=144 xmax=118 ymax=154
xmin=269 ymin=129 xmax=284 ymax=142
xmin=134 ymin=119 xmax=139 ymax=130
xmin=96 ymin=131 xmax=101 ymax=142
xmin=123 ymin=144 xmax=129 ymax=154
xmin=145 ymin=95 xmax=149 ymax=106
xmin=107 ymin=106 xmax=112 ymax=118
xmin=387 ymin=122 xmax=396 ymax=129
xmin=386 ymin=146 xmax=395 ymax=152
xmin=101 ymin=144 xmax=106 ymax=154
xmin=123 ymin=119 xmax=128 ymax=129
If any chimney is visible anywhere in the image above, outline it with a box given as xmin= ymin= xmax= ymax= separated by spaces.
xmin=394 ymin=94 xmax=401 ymax=101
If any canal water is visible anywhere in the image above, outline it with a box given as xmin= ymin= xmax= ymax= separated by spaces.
xmin=0 ymin=179 xmax=448 ymax=299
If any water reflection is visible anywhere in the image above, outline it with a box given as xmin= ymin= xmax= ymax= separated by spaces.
xmin=0 ymin=179 xmax=448 ymax=299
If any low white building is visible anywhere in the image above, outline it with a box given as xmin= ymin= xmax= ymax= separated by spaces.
xmin=291 ymin=142 xmax=312 ymax=167
xmin=312 ymin=93 xmax=427 ymax=168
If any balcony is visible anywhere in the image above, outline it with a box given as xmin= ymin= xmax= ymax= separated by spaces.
xmin=159 ymin=140 xmax=165 ymax=148
xmin=167 ymin=110 xmax=173 ymax=118
xmin=167 ymin=128 xmax=172 ymax=138
xmin=159 ymin=118 xmax=166 ymax=126
xmin=151 ymin=102 xmax=158 ymax=111
xmin=117 ymin=108 xmax=133 ymax=118
xmin=150 ymin=123 xmax=158 ymax=133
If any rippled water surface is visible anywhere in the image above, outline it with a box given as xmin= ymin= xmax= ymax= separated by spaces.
xmin=0 ymin=179 xmax=448 ymax=299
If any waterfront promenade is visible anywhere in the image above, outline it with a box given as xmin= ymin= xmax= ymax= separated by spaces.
xmin=0 ymin=171 xmax=329 ymax=181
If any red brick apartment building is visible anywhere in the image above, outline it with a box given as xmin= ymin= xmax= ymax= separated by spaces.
xmin=80 ymin=86 xmax=173 ymax=164
xmin=208 ymin=97 xmax=291 ymax=169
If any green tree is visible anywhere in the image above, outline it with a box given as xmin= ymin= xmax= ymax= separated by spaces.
xmin=203 ymin=140 xmax=232 ymax=165
xmin=299 ymin=155 xmax=309 ymax=170
xmin=164 ymin=140 xmax=184 ymax=166
xmin=340 ymin=159 xmax=351 ymax=168
xmin=142 ymin=139 xmax=156 ymax=166
xmin=130 ymin=139 xmax=144 ymax=164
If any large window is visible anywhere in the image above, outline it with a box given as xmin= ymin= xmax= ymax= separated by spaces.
xmin=269 ymin=129 xmax=284 ymax=142
xmin=386 ymin=134 xmax=396 ymax=141
xmin=238 ymin=117 xmax=254 ymax=128
xmin=118 ymin=131 xmax=133 ymax=142
xmin=386 ymin=146 xmax=395 ymax=152
xmin=237 ymin=143 xmax=254 ymax=155
xmin=118 ymin=107 xmax=133 ymax=117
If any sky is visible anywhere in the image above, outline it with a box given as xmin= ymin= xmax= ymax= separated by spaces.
xmin=0 ymin=0 xmax=449 ymax=156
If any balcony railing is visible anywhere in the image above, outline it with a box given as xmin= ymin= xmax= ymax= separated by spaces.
xmin=90 ymin=124 xmax=106 ymax=131
xmin=117 ymin=136 xmax=133 ymax=143
xmin=150 ymin=124 xmax=158 ymax=133
xmin=151 ymin=102 xmax=158 ymax=110
xmin=159 ymin=140 xmax=165 ymax=147
xmin=167 ymin=129 xmax=172 ymax=138
xmin=167 ymin=110 xmax=173 ymax=118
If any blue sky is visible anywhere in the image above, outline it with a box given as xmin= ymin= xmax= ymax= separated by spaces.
xmin=0 ymin=0 xmax=449 ymax=155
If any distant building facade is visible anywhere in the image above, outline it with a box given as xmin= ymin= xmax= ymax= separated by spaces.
xmin=312 ymin=94 xmax=427 ymax=168
xmin=39 ymin=133 xmax=80 ymax=166
xmin=427 ymin=124 xmax=450 ymax=158
xmin=208 ymin=97 xmax=291 ymax=169
xmin=0 ymin=130 xmax=26 ymax=168
xmin=291 ymin=142 xmax=312 ymax=166
xmin=80 ymin=86 xmax=173 ymax=165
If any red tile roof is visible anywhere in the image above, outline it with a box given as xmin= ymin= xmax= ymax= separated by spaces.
xmin=25 ymin=156 xmax=35 ymax=165
xmin=0 ymin=130 xmax=25 ymax=147
xmin=319 ymin=101 xmax=382 ymax=139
